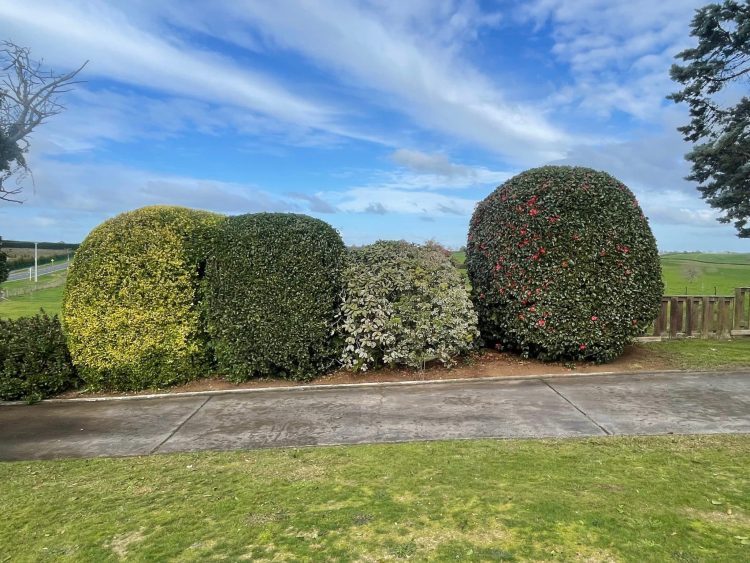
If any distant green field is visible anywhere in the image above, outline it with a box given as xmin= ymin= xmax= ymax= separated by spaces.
xmin=452 ymin=251 xmax=750 ymax=296
xmin=661 ymin=253 xmax=750 ymax=295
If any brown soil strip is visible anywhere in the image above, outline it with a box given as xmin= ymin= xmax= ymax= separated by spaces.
xmin=55 ymin=345 xmax=672 ymax=400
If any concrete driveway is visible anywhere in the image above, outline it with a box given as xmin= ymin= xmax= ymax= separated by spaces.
xmin=1 ymin=371 xmax=749 ymax=461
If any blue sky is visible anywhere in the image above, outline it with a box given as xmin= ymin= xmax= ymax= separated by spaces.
xmin=0 ymin=0 xmax=746 ymax=251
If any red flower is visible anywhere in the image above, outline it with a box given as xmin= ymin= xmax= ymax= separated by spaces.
xmin=579 ymin=344 xmax=586 ymax=351
xmin=529 ymin=208 xmax=539 ymax=217
xmin=537 ymin=319 xmax=546 ymax=327
xmin=591 ymin=316 xmax=598 ymax=321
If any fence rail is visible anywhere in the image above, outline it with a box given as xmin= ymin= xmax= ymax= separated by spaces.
xmin=650 ymin=287 xmax=750 ymax=339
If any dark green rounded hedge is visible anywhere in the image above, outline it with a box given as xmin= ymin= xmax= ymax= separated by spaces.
xmin=203 ymin=213 xmax=345 ymax=381
xmin=467 ymin=166 xmax=663 ymax=363
xmin=62 ymin=206 xmax=223 ymax=390
xmin=0 ymin=312 xmax=78 ymax=402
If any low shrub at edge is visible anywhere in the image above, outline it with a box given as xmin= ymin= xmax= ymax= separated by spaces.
xmin=0 ymin=312 xmax=78 ymax=402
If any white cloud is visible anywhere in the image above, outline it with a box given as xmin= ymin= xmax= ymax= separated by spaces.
xmin=181 ymin=0 xmax=572 ymax=162
xmin=389 ymin=149 xmax=511 ymax=188
xmin=336 ymin=187 xmax=476 ymax=216
xmin=0 ymin=0 xmax=352 ymax=139
xmin=521 ymin=0 xmax=705 ymax=119
xmin=8 ymin=158 xmax=303 ymax=217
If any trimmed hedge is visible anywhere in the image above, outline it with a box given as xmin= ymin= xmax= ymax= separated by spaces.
xmin=338 ymin=240 xmax=479 ymax=371
xmin=467 ymin=166 xmax=662 ymax=363
xmin=203 ymin=213 xmax=345 ymax=381
xmin=0 ymin=312 xmax=78 ymax=402
xmin=62 ymin=206 xmax=223 ymax=390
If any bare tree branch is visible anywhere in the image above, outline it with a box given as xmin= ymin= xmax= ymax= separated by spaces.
xmin=0 ymin=40 xmax=87 ymax=202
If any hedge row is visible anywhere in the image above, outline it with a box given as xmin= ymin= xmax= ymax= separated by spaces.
xmin=60 ymin=208 xmax=480 ymax=392
xmin=55 ymin=164 xmax=662 ymax=393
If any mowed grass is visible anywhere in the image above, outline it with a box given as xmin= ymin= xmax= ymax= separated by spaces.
xmin=1 ymin=435 xmax=749 ymax=561
xmin=0 ymin=270 xmax=67 ymax=319
xmin=0 ymin=284 xmax=64 ymax=319
xmin=639 ymin=339 xmax=750 ymax=370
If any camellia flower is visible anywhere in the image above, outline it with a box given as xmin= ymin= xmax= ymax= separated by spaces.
xmin=591 ymin=315 xmax=598 ymax=321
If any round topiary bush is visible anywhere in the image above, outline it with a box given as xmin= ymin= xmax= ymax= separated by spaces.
xmin=467 ymin=165 xmax=662 ymax=363
xmin=203 ymin=213 xmax=345 ymax=381
xmin=338 ymin=240 xmax=479 ymax=371
xmin=62 ymin=206 xmax=223 ymax=390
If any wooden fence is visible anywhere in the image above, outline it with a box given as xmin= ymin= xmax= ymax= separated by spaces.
xmin=649 ymin=287 xmax=750 ymax=339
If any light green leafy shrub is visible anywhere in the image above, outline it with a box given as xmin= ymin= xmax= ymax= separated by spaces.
xmin=62 ymin=206 xmax=223 ymax=390
xmin=203 ymin=213 xmax=345 ymax=381
xmin=338 ymin=240 xmax=479 ymax=371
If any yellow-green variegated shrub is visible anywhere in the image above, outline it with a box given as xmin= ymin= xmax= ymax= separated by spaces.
xmin=62 ymin=206 xmax=223 ymax=390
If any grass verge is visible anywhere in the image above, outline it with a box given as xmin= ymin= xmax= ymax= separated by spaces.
xmin=640 ymin=339 xmax=750 ymax=370
xmin=1 ymin=435 xmax=749 ymax=561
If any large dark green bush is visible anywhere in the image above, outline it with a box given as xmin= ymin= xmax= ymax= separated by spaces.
xmin=62 ymin=206 xmax=223 ymax=390
xmin=338 ymin=241 xmax=479 ymax=371
xmin=467 ymin=166 xmax=662 ymax=363
xmin=0 ymin=312 xmax=78 ymax=402
xmin=203 ymin=213 xmax=345 ymax=381
xmin=0 ymin=236 xmax=8 ymax=284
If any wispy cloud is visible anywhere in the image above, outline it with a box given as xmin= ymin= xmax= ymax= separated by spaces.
xmin=336 ymin=187 xmax=476 ymax=217
xmin=183 ymin=0 xmax=573 ymax=162
xmin=0 ymin=1 xmax=351 ymax=139
xmin=14 ymin=158 xmax=302 ymax=216
xmin=521 ymin=0 xmax=705 ymax=119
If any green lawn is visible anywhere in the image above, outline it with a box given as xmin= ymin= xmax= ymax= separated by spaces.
xmin=0 ymin=270 xmax=67 ymax=319
xmin=640 ymin=339 xmax=750 ymax=370
xmin=1 ymin=435 xmax=748 ymax=561
xmin=0 ymin=284 xmax=64 ymax=319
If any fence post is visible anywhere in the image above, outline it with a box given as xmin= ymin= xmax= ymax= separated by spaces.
xmin=702 ymin=296 xmax=711 ymax=339
xmin=670 ymin=297 xmax=681 ymax=338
